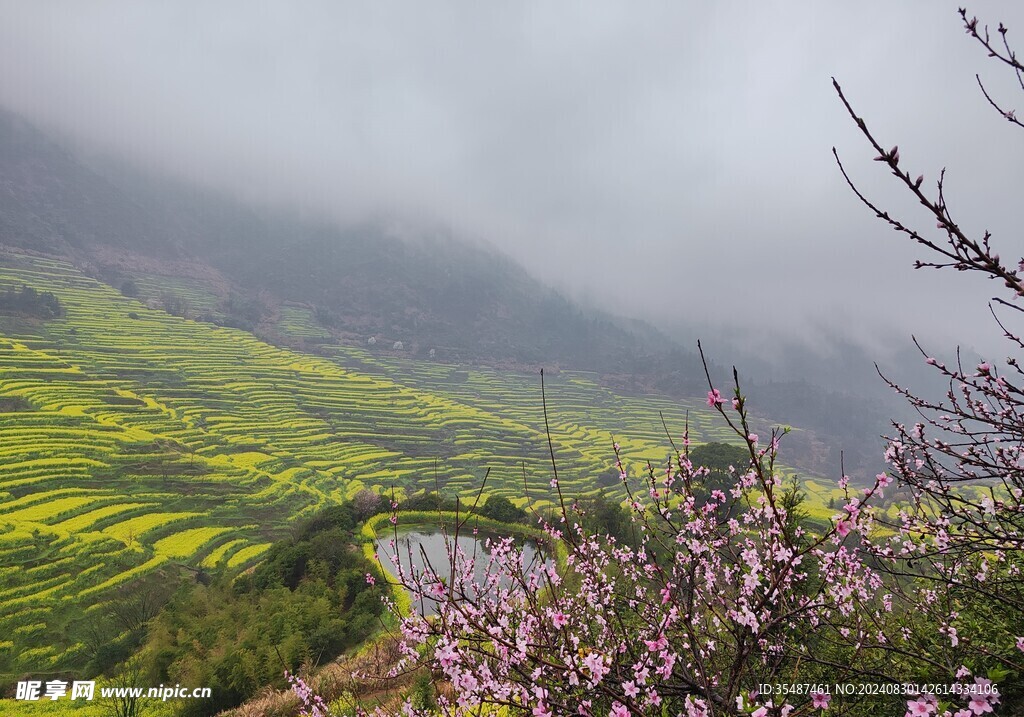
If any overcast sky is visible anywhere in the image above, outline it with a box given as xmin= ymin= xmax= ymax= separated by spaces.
xmin=1 ymin=1 xmax=1023 ymax=359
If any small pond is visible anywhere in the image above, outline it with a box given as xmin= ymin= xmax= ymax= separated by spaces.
xmin=376 ymin=525 xmax=546 ymax=616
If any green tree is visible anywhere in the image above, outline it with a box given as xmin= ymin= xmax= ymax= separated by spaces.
xmin=689 ymin=441 xmax=749 ymax=496
xmin=478 ymin=494 xmax=527 ymax=524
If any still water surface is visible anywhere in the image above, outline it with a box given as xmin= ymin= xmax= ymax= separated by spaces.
xmin=377 ymin=525 xmax=545 ymax=616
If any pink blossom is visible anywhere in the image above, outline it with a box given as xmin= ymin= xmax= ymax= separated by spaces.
xmin=968 ymin=693 xmax=995 ymax=714
xmin=684 ymin=696 xmax=709 ymax=717
xmin=609 ymin=702 xmax=628 ymax=717
xmin=906 ymin=695 xmax=937 ymax=716
xmin=940 ymin=624 xmax=959 ymax=647
xmin=350 ymin=380 xmax=911 ymax=716
xmin=706 ymin=389 xmax=724 ymax=408
xmin=583 ymin=651 xmax=609 ymax=682
xmin=967 ymin=677 xmax=999 ymax=714
xmin=644 ymin=634 xmax=668 ymax=652
xmin=811 ymin=691 xmax=831 ymax=709
xmin=435 ymin=640 xmax=460 ymax=668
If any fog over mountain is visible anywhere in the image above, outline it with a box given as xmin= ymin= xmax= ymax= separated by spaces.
xmin=2 ymin=0 xmax=1023 ymax=363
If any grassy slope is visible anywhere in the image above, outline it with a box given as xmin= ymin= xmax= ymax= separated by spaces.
xmin=0 ymin=250 xmax=822 ymax=703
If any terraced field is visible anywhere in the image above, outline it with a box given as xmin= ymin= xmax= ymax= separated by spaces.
xmin=129 ymin=273 xmax=225 ymax=317
xmin=274 ymin=304 xmax=333 ymax=341
xmin=0 ymin=250 xmax=790 ymax=681
xmin=326 ymin=348 xmax=744 ymax=489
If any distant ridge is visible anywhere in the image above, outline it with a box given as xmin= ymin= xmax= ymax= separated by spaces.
xmin=0 ymin=105 xmax=709 ymax=387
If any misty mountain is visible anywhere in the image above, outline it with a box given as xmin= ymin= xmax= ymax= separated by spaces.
xmin=0 ymin=106 xmax=916 ymax=479
xmin=0 ymin=106 xmax=714 ymax=384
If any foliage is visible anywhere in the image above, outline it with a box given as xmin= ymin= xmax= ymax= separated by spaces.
xmin=572 ymin=490 xmax=635 ymax=545
xmin=142 ymin=505 xmax=386 ymax=717
xmin=0 ymin=284 xmax=63 ymax=318
xmin=159 ymin=291 xmax=189 ymax=318
xmin=216 ymin=293 xmax=267 ymax=331
xmin=477 ymin=495 xmax=528 ymax=524
xmin=688 ymin=441 xmax=750 ymax=500
xmin=80 ymin=571 xmax=179 ymax=676
xmin=119 ymin=279 xmax=139 ymax=298
xmin=401 ymin=491 xmax=459 ymax=514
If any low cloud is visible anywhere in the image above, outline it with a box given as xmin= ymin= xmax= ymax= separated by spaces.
xmin=1 ymin=0 xmax=1022 ymax=356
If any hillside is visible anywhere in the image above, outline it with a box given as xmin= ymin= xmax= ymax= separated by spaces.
xmin=1 ymin=107 xmax=902 ymax=480
xmin=0 ymin=250 xmax=762 ymax=685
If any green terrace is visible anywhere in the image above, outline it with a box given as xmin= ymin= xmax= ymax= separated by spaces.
xmin=0 ymin=250 xmax=779 ymax=676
